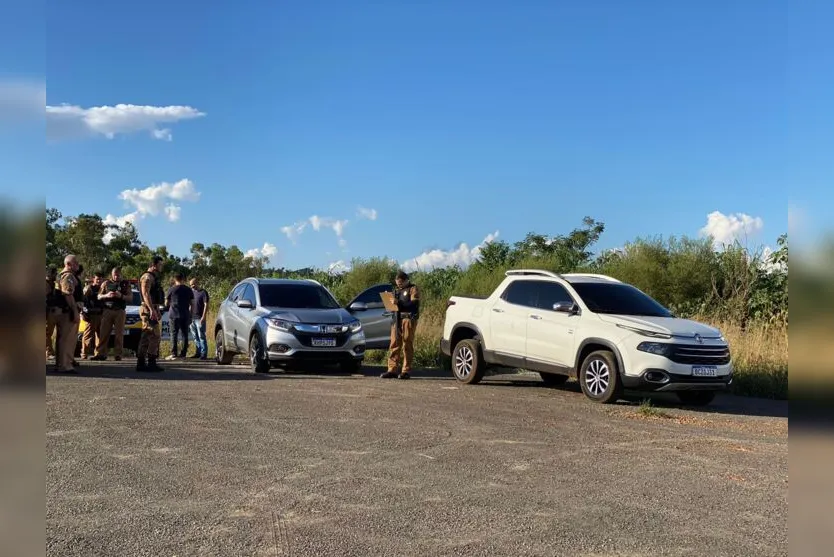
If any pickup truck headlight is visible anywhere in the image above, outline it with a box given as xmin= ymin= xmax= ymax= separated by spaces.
xmin=637 ymin=342 xmax=672 ymax=356
xmin=267 ymin=318 xmax=294 ymax=332
xmin=348 ymin=320 xmax=362 ymax=333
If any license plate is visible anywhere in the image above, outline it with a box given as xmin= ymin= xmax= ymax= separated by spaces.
xmin=692 ymin=366 xmax=718 ymax=377
xmin=311 ymin=337 xmax=337 ymax=347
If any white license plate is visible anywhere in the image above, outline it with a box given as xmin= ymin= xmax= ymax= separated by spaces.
xmin=692 ymin=366 xmax=718 ymax=377
xmin=311 ymin=337 xmax=337 ymax=347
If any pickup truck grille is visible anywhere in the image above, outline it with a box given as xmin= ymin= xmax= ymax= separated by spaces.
xmin=668 ymin=344 xmax=731 ymax=365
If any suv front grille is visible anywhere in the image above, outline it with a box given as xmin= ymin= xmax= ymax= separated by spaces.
xmin=669 ymin=344 xmax=731 ymax=365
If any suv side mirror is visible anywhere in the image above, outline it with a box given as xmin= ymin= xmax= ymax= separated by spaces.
xmin=237 ymin=299 xmax=254 ymax=309
xmin=348 ymin=301 xmax=368 ymax=312
xmin=553 ymin=301 xmax=578 ymax=314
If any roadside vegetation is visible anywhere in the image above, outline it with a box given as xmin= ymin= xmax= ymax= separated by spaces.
xmin=47 ymin=210 xmax=789 ymax=399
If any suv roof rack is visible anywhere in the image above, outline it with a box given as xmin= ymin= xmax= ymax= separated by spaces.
xmin=505 ymin=269 xmax=562 ymax=279
xmin=561 ymin=273 xmax=621 ymax=283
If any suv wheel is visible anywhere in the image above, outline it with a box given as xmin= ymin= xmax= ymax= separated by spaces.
xmin=452 ymin=339 xmax=485 ymax=384
xmin=249 ymin=333 xmax=271 ymax=374
xmin=579 ymin=350 xmax=622 ymax=404
xmin=676 ymin=391 xmax=716 ymax=406
xmin=215 ymin=329 xmax=234 ymax=365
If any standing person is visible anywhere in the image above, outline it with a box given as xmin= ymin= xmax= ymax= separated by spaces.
xmin=381 ymin=270 xmax=421 ymax=380
xmin=164 ymin=273 xmax=194 ymax=360
xmin=55 ymin=255 xmax=81 ymax=373
xmin=94 ymin=267 xmax=131 ymax=361
xmin=80 ymin=271 xmax=105 ymax=359
xmin=45 ymin=266 xmax=60 ymax=360
xmin=188 ymin=277 xmax=209 ymax=359
xmin=136 ymin=256 xmax=165 ymax=372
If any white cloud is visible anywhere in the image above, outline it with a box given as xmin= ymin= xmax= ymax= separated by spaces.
xmin=699 ymin=211 xmax=764 ymax=248
xmin=246 ymin=242 xmax=279 ymax=265
xmin=327 ymin=260 xmax=350 ymax=274
xmin=0 ymin=78 xmax=45 ymax=126
xmin=118 ymin=179 xmax=200 ymax=222
xmin=401 ymin=231 xmax=500 ymax=272
xmin=46 ymin=102 xmax=205 ymax=141
xmin=280 ymin=221 xmax=308 ymax=244
xmin=356 ymin=206 xmax=378 ymax=220
xmin=282 ymin=215 xmax=349 ymax=246
xmin=101 ymin=212 xmax=138 ymax=243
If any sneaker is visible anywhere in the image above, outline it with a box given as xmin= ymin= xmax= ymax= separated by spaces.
xmin=165 ymin=354 xmax=177 ymax=360
xmin=398 ymin=372 xmax=411 ymax=380
xmin=380 ymin=371 xmax=398 ymax=379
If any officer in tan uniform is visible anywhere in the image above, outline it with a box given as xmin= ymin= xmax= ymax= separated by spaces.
xmin=94 ymin=266 xmax=132 ymax=361
xmin=45 ymin=266 xmax=60 ymax=359
xmin=55 ymin=255 xmax=81 ymax=373
xmin=80 ymin=271 xmax=105 ymax=359
xmin=136 ymin=256 xmax=165 ymax=372
xmin=381 ymin=270 xmax=420 ymax=380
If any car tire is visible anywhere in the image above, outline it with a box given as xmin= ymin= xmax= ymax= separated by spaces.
xmin=452 ymin=339 xmax=485 ymax=385
xmin=676 ymin=390 xmax=717 ymax=406
xmin=249 ymin=333 xmax=271 ymax=374
xmin=539 ymin=372 xmax=569 ymax=386
xmin=215 ymin=329 xmax=234 ymax=365
xmin=340 ymin=359 xmax=363 ymax=374
xmin=579 ymin=350 xmax=622 ymax=404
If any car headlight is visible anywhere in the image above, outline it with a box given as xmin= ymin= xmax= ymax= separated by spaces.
xmin=349 ymin=320 xmax=362 ymax=333
xmin=637 ymin=342 xmax=672 ymax=356
xmin=267 ymin=318 xmax=294 ymax=331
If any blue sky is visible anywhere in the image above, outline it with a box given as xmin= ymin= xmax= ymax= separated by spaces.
xmin=2 ymin=0 xmax=830 ymax=269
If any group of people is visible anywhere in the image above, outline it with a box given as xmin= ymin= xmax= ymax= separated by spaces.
xmin=47 ymin=255 xmax=420 ymax=378
xmin=46 ymin=255 xmax=210 ymax=374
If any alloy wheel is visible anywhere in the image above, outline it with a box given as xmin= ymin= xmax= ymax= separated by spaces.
xmin=585 ymin=358 xmax=610 ymax=396
xmin=454 ymin=345 xmax=474 ymax=379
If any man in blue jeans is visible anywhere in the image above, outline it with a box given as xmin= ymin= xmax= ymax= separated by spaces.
xmin=188 ymin=276 xmax=210 ymax=359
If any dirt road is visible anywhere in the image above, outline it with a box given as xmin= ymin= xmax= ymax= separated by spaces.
xmin=46 ymin=361 xmax=788 ymax=556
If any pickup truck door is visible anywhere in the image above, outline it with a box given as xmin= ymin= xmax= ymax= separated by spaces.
xmin=488 ymin=280 xmax=537 ymax=360
xmin=525 ymin=282 xmax=577 ymax=370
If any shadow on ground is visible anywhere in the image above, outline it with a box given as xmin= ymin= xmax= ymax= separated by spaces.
xmin=46 ymin=360 xmax=787 ymax=419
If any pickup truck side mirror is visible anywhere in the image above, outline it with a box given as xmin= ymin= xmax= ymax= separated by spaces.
xmin=237 ymin=299 xmax=254 ymax=309
xmin=348 ymin=301 xmax=368 ymax=312
xmin=553 ymin=301 xmax=578 ymax=315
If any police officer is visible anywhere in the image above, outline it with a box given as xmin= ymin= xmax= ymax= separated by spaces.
xmin=381 ymin=270 xmax=420 ymax=380
xmin=55 ymin=255 xmax=81 ymax=373
xmin=45 ymin=266 xmax=60 ymax=360
xmin=136 ymin=256 xmax=166 ymax=372
xmin=94 ymin=266 xmax=131 ymax=361
xmin=80 ymin=271 xmax=105 ymax=359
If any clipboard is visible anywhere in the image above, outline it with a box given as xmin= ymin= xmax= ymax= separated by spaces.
xmin=379 ymin=291 xmax=398 ymax=313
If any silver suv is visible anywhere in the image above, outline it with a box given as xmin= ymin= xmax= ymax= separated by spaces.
xmin=214 ymin=278 xmax=395 ymax=373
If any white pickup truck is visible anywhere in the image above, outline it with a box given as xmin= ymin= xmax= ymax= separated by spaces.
xmin=440 ymin=269 xmax=733 ymax=406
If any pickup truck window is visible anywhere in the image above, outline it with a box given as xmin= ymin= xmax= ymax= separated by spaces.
xmin=500 ymin=280 xmax=538 ymax=307
xmin=532 ymin=282 xmax=575 ymax=310
xmin=570 ymin=282 xmax=673 ymax=317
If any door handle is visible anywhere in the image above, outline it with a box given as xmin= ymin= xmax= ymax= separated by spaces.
xmin=529 ymin=314 xmax=542 ymax=320
xmin=492 ymin=308 xmax=504 ymax=313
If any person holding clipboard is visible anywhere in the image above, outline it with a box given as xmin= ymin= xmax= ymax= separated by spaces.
xmin=380 ymin=270 xmax=420 ymax=380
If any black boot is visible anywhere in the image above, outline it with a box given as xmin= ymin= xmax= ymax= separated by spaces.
xmin=136 ymin=357 xmax=147 ymax=371
xmin=147 ymin=356 xmax=164 ymax=372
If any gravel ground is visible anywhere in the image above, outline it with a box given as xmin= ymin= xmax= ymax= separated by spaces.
xmin=46 ymin=360 xmax=788 ymax=557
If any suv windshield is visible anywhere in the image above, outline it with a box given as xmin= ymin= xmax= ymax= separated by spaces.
xmin=570 ymin=283 xmax=673 ymax=317
xmin=258 ymin=284 xmax=341 ymax=309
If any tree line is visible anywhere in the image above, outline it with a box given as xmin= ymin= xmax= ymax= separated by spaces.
xmin=46 ymin=209 xmax=789 ymax=326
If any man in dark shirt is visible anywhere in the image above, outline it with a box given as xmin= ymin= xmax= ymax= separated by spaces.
xmin=165 ymin=273 xmax=194 ymax=359
xmin=188 ymin=277 xmax=210 ymax=359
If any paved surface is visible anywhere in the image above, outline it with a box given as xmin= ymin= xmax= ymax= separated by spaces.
xmin=46 ymin=361 xmax=788 ymax=557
